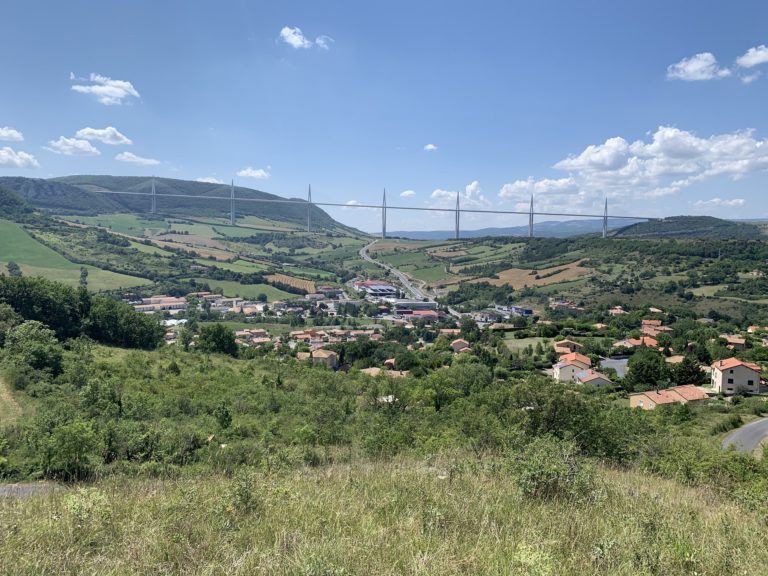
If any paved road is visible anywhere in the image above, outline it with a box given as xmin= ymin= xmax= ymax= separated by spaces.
xmin=722 ymin=417 xmax=768 ymax=453
xmin=358 ymin=240 xmax=427 ymax=300
xmin=358 ymin=240 xmax=462 ymax=319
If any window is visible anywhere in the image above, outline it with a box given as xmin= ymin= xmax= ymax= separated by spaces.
xmin=727 ymin=378 xmax=734 ymax=384
xmin=748 ymin=380 xmax=754 ymax=386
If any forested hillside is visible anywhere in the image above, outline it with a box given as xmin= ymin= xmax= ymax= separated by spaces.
xmin=613 ymin=215 xmax=760 ymax=239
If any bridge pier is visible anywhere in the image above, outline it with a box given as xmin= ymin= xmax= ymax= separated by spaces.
xmin=528 ymin=195 xmax=533 ymax=238
xmin=602 ymin=197 xmax=608 ymax=238
xmin=307 ymin=185 xmax=312 ymax=232
xmin=230 ymin=180 xmax=236 ymax=225
xmin=150 ymin=177 xmax=156 ymax=214
xmin=455 ymin=192 xmax=460 ymax=240
xmin=382 ymin=188 xmax=387 ymax=239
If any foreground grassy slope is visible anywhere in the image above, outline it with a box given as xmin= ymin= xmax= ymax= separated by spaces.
xmin=1 ymin=458 xmax=765 ymax=575
xmin=0 ymin=220 xmax=147 ymax=290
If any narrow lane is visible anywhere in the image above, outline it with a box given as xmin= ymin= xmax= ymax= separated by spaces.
xmin=722 ymin=417 xmax=768 ymax=453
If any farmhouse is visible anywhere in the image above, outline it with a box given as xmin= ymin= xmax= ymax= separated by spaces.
xmin=710 ymin=358 xmax=760 ymax=395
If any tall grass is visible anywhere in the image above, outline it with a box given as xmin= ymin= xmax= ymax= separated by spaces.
xmin=1 ymin=456 xmax=766 ymax=575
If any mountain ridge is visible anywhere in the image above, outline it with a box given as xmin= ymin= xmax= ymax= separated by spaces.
xmin=0 ymin=175 xmax=356 ymax=234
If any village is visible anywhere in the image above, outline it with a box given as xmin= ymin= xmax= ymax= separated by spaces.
xmin=127 ymin=281 xmax=768 ymax=410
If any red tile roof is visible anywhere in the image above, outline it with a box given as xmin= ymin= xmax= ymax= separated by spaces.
xmin=559 ymin=352 xmax=592 ymax=367
xmin=712 ymin=358 xmax=760 ymax=372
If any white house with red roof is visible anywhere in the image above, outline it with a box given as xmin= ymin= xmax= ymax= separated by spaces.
xmin=710 ymin=358 xmax=761 ymax=395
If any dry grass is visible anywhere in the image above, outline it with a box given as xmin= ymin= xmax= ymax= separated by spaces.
xmin=475 ymin=260 xmax=593 ymax=289
xmin=1 ymin=457 xmax=766 ymax=575
xmin=265 ymin=273 xmax=316 ymax=293
xmin=0 ymin=377 xmax=21 ymax=423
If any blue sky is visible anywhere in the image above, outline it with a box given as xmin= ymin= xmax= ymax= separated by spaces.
xmin=2 ymin=1 xmax=768 ymax=232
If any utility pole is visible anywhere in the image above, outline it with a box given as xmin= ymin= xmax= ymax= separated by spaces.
xmin=528 ymin=195 xmax=534 ymax=238
xmin=230 ymin=179 xmax=235 ymax=225
xmin=382 ymin=188 xmax=387 ymax=239
xmin=307 ymin=185 xmax=312 ymax=233
xmin=455 ymin=191 xmax=460 ymax=240
xmin=602 ymin=197 xmax=608 ymax=239
xmin=150 ymin=177 xmax=156 ymax=214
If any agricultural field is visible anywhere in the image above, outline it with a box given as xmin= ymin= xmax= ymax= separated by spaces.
xmin=475 ymin=260 xmax=593 ymax=289
xmin=191 ymin=278 xmax=294 ymax=301
xmin=0 ymin=220 xmax=148 ymax=290
xmin=60 ymin=213 xmax=170 ymax=237
xmin=264 ymin=273 xmax=316 ymax=293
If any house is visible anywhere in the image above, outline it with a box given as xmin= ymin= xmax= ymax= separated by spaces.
xmin=608 ymin=305 xmax=628 ymax=316
xmin=593 ymin=323 xmax=608 ymax=330
xmin=297 ymin=349 xmax=338 ymax=369
xmin=451 ymin=338 xmax=471 ymax=353
xmin=575 ymin=369 xmax=613 ymax=387
xmin=613 ymin=336 xmax=659 ymax=349
xmin=558 ymin=352 xmax=592 ymax=367
xmin=553 ymin=353 xmax=591 ymax=383
xmin=641 ymin=319 xmax=662 ymax=327
xmin=630 ymin=385 xmax=709 ymax=409
xmin=710 ymin=358 xmax=760 ymax=395
xmin=553 ymin=339 xmax=583 ymax=354
xmin=720 ymin=335 xmax=746 ymax=351
xmin=553 ymin=362 xmax=585 ymax=383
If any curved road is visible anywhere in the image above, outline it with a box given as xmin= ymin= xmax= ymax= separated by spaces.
xmin=722 ymin=417 xmax=768 ymax=453
xmin=359 ymin=240 xmax=428 ymax=301
xmin=359 ymin=240 xmax=462 ymax=319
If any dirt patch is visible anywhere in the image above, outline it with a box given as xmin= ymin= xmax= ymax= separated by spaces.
xmin=474 ymin=260 xmax=592 ymax=289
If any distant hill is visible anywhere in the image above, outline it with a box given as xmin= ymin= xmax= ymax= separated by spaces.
xmin=0 ymin=175 xmax=352 ymax=233
xmin=389 ymin=218 xmax=644 ymax=240
xmin=612 ymin=216 xmax=761 ymax=239
xmin=0 ymin=185 xmax=38 ymax=223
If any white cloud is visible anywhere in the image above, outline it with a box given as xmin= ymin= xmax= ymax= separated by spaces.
xmin=400 ymin=190 xmax=416 ymax=197
xmin=315 ymin=35 xmax=334 ymax=50
xmin=537 ymin=125 xmax=768 ymax=207
xmin=237 ymin=166 xmax=270 ymax=179
xmin=75 ymin=126 xmax=132 ymax=145
xmin=280 ymin=26 xmax=313 ymax=49
xmin=0 ymin=147 xmax=39 ymax=168
xmin=195 ymin=177 xmax=224 ymax=184
xmin=115 ymin=151 xmax=160 ymax=165
xmin=45 ymin=136 xmax=100 ymax=156
xmin=279 ymin=26 xmax=333 ymax=50
xmin=741 ymin=72 xmax=762 ymax=85
xmin=0 ymin=127 xmax=23 ymax=142
xmin=666 ymin=52 xmax=731 ymax=81
xmin=423 ymin=143 xmax=438 ymax=151
xmin=736 ymin=45 xmax=768 ymax=68
xmin=71 ymin=73 xmax=140 ymax=105
xmin=693 ymin=197 xmax=746 ymax=208
xmin=430 ymin=181 xmax=490 ymax=210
